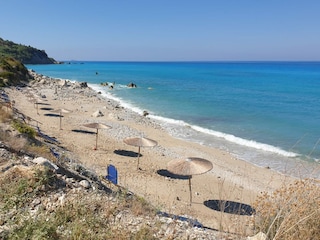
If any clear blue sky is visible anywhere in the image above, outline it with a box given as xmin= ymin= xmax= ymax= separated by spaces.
xmin=1 ymin=1 xmax=320 ymax=61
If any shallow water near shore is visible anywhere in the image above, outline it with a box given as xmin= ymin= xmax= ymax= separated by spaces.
xmin=27 ymin=61 xmax=320 ymax=178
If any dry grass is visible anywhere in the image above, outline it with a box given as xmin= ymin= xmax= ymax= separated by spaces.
xmin=26 ymin=144 xmax=57 ymax=161
xmin=0 ymin=165 xmax=56 ymax=211
xmin=252 ymin=178 xmax=320 ymax=240
xmin=0 ymin=106 xmax=12 ymax=123
xmin=0 ymin=107 xmax=55 ymax=162
xmin=0 ymin=165 xmax=160 ymax=240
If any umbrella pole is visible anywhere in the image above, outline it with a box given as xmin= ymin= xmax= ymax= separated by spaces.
xmin=59 ymin=113 xmax=62 ymax=130
xmin=137 ymin=146 xmax=141 ymax=170
xmin=95 ymin=128 xmax=99 ymax=150
xmin=189 ymin=177 xmax=192 ymax=205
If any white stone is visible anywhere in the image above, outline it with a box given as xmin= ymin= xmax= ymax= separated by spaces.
xmin=60 ymin=80 xmax=68 ymax=86
xmin=92 ymin=110 xmax=104 ymax=117
xmin=32 ymin=157 xmax=59 ymax=170
xmin=79 ymin=180 xmax=91 ymax=189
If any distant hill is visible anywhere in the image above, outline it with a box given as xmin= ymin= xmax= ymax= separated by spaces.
xmin=0 ymin=38 xmax=56 ymax=64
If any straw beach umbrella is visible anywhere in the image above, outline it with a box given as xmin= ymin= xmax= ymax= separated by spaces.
xmin=82 ymin=122 xmax=112 ymax=150
xmin=51 ymin=108 xmax=71 ymax=130
xmin=167 ymin=157 xmax=213 ymax=204
xmin=123 ymin=137 xmax=158 ymax=170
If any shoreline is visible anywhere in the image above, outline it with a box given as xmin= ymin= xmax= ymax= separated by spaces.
xmin=68 ymin=77 xmax=319 ymax=180
xmin=90 ymin=83 xmax=320 ymax=180
xmin=6 ymin=71 xmax=295 ymax=234
xmin=27 ymin=61 xmax=320 ymax=170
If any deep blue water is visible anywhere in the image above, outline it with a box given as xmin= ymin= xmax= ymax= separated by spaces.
xmin=27 ymin=61 xmax=320 ymax=178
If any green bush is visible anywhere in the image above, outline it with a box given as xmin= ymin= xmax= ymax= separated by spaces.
xmin=11 ymin=119 xmax=36 ymax=138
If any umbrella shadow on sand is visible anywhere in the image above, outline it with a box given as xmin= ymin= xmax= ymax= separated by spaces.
xmin=36 ymin=103 xmax=51 ymax=106
xmin=204 ymin=200 xmax=255 ymax=216
xmin=82 ymin=123 xmax=112 ymax=150
xmin=40 ymin=107 xmax=54 ymax=111
xmin=44 ymin=113 xmax=61 ymax=117
xmin=157 ymin=169 xmax=190 ymax=180
xmin=71 ymin=129 xmax=96 ymax=135
xmin=123 ymin=137 xmax=158 ymax=170
xmin=114 ymin=149 xmax=140 ymax=158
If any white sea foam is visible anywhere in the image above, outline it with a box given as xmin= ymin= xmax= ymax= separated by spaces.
xmin=89 ymin=83 xmax=146 ymax=115
xmin=191 ymin=125 xmax=299 ymax=157
xmin=150 ymin=114 xmax=299 ymax=158
xmin=91 ymin=82 xmax=299 ymax=158
xmin=28 ymin=64 xmax=320 ymax=178
xmin=71 ymin=82 xmax=300 ymax=159
xmin=150 ymin=115 xmax=188 ymax=126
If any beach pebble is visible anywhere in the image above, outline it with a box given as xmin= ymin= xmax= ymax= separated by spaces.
xmin=79 ymin=180 xmax=91 ymax=189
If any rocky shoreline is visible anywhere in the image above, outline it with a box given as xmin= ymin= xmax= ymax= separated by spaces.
xmin=0 ymin=102 xmax=234 ymax=239
xmin=1 ymin=70 xmax=291 ymax=239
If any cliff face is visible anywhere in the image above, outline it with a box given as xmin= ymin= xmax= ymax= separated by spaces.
xmin=0 ymin=38 xmax=56 ymax=64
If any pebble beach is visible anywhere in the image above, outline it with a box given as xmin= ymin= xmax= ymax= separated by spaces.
xmin=5 ymin=70 xmax=295 ymax=235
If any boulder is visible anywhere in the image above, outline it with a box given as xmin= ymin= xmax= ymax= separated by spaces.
xmin=73 ymin=82 xmax=88 ymax=89
xmin=79 ymin=180 xmax=91 ymax=189
xmin=92 ymin=110 xmax=104 ymax=117
xmin=127 ymin=82 xmax=137 ymax=88
xmin=80 ymin=82 xmax=88 ymax=88
xmin=32 ymin=157 xmax=59 ymax=170
xmin=60 ymin=80 xmax=68 ymax=87
xmin=143 ymin=110 xmax=149 ymax=116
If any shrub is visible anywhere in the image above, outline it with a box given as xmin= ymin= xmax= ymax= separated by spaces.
xmin=252 ymin=179 xmax=320 ymax=240
xmin=0 ymin=166 xmax=56 ymax=210
xmin=11 ymin=119 xmax=36 ymax=138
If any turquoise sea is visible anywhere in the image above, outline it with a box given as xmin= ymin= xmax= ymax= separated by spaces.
xmin=27 ymin=61 xmax=320 ymax=178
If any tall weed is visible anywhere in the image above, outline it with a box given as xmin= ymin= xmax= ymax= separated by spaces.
xmin=252 ymin=178 xmax=320 ymax=239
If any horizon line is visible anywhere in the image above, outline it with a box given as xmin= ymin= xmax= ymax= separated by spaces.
xmin=56 ymin=60 xmax=320 ymax=63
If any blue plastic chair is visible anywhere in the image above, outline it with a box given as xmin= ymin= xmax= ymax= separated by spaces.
xmin=106 ymin=164 xmax=118 ymax=185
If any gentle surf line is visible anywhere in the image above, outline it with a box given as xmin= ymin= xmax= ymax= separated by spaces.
xmin=90 ymin=83 xmax=300 ymax=159
xmin=151 ymin=115 xmax=299 ymax=158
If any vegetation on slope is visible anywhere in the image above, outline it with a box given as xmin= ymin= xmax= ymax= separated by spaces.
xmin=0 ymin=57 xmax=32 ymax=87
xmin=0 ymin=107 xmax=220 ymax=240
xmin=1 ymin=92 xmax=319 ymax=239
xmin=252 ymin=179 xmax=320 ymax=240
xmin=0 ymin=108 xmax=159 ymax=239
xmin=0 ymin=37 xmax=56 ymax=64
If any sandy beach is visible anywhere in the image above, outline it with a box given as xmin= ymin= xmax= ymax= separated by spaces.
xmin=5 ymin=71 xmax=294 ymax=235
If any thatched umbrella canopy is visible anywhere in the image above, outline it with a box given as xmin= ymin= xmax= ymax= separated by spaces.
xmin=123 ymin=137 xmax=158 ymax=170
xmin=82 ymin=122 xmax=112 ymax=150
xmin=51 ymin=108 xmax=71 ymax=130
xmin=167 ymin=157 xmax=213 ymax=204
